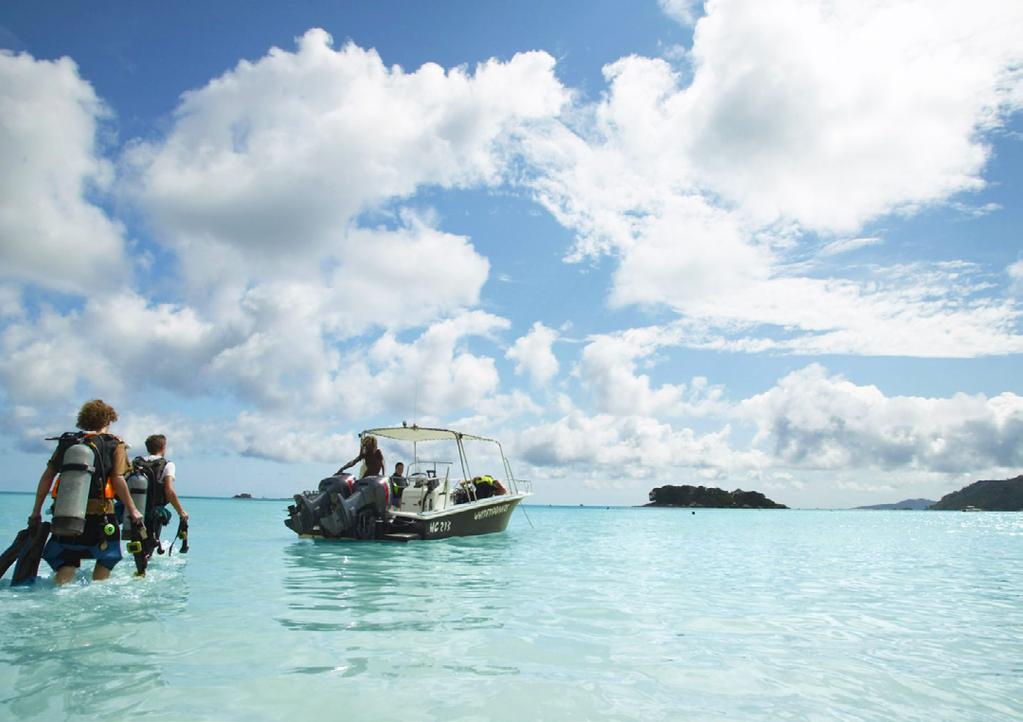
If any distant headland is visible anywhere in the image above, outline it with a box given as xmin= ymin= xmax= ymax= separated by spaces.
xmin=856 ymin=498 xmax=935 ymax=510
xmin=646 ymin=485 xmax=788 ymax=509
xmin=930 ymin=476 xmax=1023 ymax=511
xmin=232 ymin=493 xmax=253 ymax=499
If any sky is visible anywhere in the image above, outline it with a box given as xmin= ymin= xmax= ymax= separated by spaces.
xmin=1 ymin=0 xmax=1021 ymax=508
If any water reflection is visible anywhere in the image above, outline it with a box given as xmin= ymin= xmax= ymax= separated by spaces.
xmin=278 ymin=536 xmax=515 ymax=634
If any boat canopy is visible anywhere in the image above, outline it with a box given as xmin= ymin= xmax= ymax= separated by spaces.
xmin=362 ymin=425 xmax=498 ymax=444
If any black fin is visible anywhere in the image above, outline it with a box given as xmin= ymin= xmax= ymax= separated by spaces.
xmin=11 ymin=521 xmax=51 ymax=586
xmin=0 ymin=527 xmax=33 ymax=580
xmin=168 ymin=518 xmax=189 ymax=555
xmin=128 ymin=521 xmax=148 ymax=576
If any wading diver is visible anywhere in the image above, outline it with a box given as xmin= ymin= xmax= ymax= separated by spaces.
xmin=27 ymin=400 xmax=144 ymax=585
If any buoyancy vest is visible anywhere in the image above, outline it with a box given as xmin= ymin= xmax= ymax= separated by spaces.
xmin=50 ymin=432 xmax=119 ymax=501
xmin=131 ymin=457 xmax=168 ymax=513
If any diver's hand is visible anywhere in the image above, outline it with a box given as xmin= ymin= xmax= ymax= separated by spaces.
xmin=180 ymin=511 xmax=189 ymax=523
xmin=27 ymin=514 xmax=41 ymax=533
xmin=129 ymin=510 xmax=144 ymax=527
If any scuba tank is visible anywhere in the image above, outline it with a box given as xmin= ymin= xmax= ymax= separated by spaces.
xmin=52 ymin=442 xmax=96 ymax=536
xmin=122 ymin=469 xmax=148 ymax=536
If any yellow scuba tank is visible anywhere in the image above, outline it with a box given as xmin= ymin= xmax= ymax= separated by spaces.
xmin=52 ymin=442 xmax=96 ymax=536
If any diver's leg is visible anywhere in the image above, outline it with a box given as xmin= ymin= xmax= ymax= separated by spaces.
xmin=92 ymin=563 xmax=111 ymax=581
xmin=54 ymin=565 xmax=77 ymax=585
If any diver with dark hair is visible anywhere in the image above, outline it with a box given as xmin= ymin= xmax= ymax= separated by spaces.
xmin=123 ymin=434 xmax=190 ymax=573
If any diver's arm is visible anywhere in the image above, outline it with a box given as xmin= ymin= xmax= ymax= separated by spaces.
xmin=164 ymin=475 xmax=189 ymax=522
xmin=111 ymin=474 xmax=143 ymax=525
xmin=336 ymin=454 xmax=362 ymax=474
xmin=30 ymin=466 xmax=57 ymax=519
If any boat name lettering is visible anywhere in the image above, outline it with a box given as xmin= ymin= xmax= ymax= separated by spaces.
xmin=473 ymin=504 xmax=510 ymax=521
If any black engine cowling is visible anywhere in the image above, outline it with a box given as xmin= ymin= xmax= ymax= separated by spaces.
xmin=285 ymin=474 xmax=390 ymax=539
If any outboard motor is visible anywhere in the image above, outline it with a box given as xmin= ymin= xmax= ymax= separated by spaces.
xmin=52 ymin=442 xmax=96 ymax=536
xmin=286 ymin=474 xmax=390 ymax=540
xmin=122 ymin=469 xmax=148 ymax=535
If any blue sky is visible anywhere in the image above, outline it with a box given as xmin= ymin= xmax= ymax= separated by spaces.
xmin=1 ymin=0 xmax=1021 ymax=507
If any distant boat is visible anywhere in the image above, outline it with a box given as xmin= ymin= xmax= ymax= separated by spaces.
xmin=962 ymin=505 xmax=982 ymax=512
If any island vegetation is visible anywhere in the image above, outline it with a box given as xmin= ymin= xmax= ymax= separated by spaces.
xmin=929 ymin=476 xmax=1023 ymax=511
xmin=232 ymin=493 xmax=253 ymax=499
xmin=646 ymin=485 xmax=788 ymax=509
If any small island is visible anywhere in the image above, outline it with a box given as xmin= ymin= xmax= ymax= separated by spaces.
xmin=646 ymin=485 xmax=788 ymax=509
xmin=929 ymin=475 xmax=1023 ymax=511
xmin=232 ymin=493 xmax=253 ymax=499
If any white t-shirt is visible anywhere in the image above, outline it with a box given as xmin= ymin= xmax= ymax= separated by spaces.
xmin=143 ymin=454 xmax=175 ymax=482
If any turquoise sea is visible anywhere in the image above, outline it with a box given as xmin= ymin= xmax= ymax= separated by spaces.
xmin=0 ymin=493 xmax=1020 ymax=721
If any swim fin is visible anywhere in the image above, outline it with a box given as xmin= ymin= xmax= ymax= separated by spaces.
xmin=11 ymin=521 xmax=51 ymax=586
xmin=126 ymin=520 xmax=149 ymax=576
xmin=168 ymin=518 xmax=188 ymax=555
xmin=0 ymin=527 xmax=33 ymax=580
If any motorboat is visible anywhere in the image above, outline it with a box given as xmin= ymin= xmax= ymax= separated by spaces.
xmin=284 ymin=425 xmax=532 ymax=541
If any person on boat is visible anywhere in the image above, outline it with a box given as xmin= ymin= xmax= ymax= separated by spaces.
xmin=336 ymin=435 xmax=385 ymax=478
xmin=30 ymin=400 xmax=144 ymax=584
xmin=389 ymin=462 xmax=407 ymax=506
xmin=472 ymin=475 xmax=507 ymax=499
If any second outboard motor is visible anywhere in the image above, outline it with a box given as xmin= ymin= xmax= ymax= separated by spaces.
xmin=286 ymin=474 xmax=390 ymax=539
xmin=122 ymin=469 xmax=148 ymax=535
xmin=52 ymin=442 xmax=96 ymax=536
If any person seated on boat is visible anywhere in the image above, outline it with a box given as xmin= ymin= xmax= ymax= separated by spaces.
xmin=389 ymin=462 xmax=407 ymax=506
xmin=472 ymin=475 xmax=506 ymax=499
xmin=336 ymin=436 xmax=385 ymax=479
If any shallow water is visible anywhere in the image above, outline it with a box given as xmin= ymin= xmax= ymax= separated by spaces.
xmin=1 ymin=494 xmax=1021 ymax=721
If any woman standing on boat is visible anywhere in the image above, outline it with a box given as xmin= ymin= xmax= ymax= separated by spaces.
xmin=336 ymin=435 xmax=385 ymax=478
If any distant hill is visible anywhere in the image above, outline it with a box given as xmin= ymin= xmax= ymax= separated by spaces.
xmin=856 ymin=498 xmax=935 ymax=510
xmin=930 ymin=476 xmax=1023 ymax=511
xmin=646 ymin=485 xmax=788 ymax=509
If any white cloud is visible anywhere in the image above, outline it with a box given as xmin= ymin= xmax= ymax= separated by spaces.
xmin=673 ymin=263 xmax=1023 ymax=357
xmin=0 ymin=292 xmax=218 ymax=410
xmin=124 ymin=29 xmax=566 ymax=291
xmin=0 ymin=51 xmax=125 ymax=293
xmin=739 ymin=364 xmax=1023 ymax=473
xmin=507 ymin=322 xmax=559 ymax=385
xmin=0 ymin=285 xmax=22 ymax=318
xmin=224 ymin=411 xmax=357 ymax=464
xmin=332 ymin=217 xmax=490 ymax=334
xmin=685 ymin=0 xmax=1022 ymax=231
xmin=1009 ymin=259 xmax=1023 ymax=293
xmin=353 ymin=311 xmax=511 ymax=418
xmin=819 ymin=237 xmax=883 ymax=257
xmin=522 ymin=0 xmax=1023 ymax=357
xmin=659 ymin=0 xmax=703 ymax=26
xmin=517 ymin=411 xmax=765 ymax=477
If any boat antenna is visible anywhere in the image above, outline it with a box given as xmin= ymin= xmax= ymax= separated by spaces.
xmin=413 ymin=370 xmax=420 ymax=425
